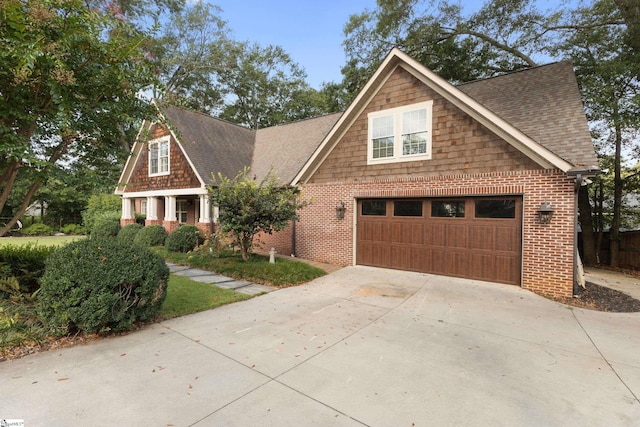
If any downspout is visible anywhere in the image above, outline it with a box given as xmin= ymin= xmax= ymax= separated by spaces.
xmin=291 ymin=217 xmax=296 ymax=257
xmin=573 ymin=174 xmax=583 ymax=297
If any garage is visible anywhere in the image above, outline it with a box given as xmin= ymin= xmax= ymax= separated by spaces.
xmin=356 ymin=197 xmax=522 ymax=285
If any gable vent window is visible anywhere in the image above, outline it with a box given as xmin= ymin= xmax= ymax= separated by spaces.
xmin=367 ymin=101 xmax=432 ymax=164
xmin=149 ymin=136 xmax=170 ymax=176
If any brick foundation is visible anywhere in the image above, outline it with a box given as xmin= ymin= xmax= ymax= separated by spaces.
xmin=120 ymin=218 xmax=136 ymax=228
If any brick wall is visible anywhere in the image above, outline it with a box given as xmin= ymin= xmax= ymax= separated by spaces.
xmin=261 ymin=169 xmax=576 ymax=297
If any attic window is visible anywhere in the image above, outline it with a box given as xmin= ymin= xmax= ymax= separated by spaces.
xmin=149 ymin=136 xmax=170 ymax=176
xmin=367 ymin=101 xmax=432 ymax=165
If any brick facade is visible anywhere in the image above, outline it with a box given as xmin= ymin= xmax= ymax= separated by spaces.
xmin=260 ymin=169 xmax=575 ymax=297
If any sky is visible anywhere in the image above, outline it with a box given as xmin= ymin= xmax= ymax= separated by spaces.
xmin=211 ymin=0 xmax=379 ymax=89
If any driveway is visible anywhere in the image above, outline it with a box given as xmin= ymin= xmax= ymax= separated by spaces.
xmin=1 ymin=266 xmax=639 ymax=426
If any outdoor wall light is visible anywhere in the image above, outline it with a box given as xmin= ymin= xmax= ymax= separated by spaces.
xmin=335 ymin=201 xmax=346 ymax=220
xmin=537 ymin=202 xmax=554 ymax=224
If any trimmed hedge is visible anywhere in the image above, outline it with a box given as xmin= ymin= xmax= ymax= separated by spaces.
xmin=37 ymin=239 xmax=169 ymax=335
xmin=134 ymin=225 xmax=167 ymax=247
xmin=60 ymin=224 xmax=86 ymax=235
xmin=0 ymin=244 xmax=56 ymax=294
xmin=91 ymin=217 xmax=121 ymax=240
xmin=118 ymin=223 xmax=143 ymax=244
xmin=22 ymin=223 xmax=53 ymax=236
xmin=165 ymin=225 xmax=202 ymax=253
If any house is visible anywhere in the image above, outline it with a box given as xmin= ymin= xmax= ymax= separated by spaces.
xmin=116 ymin=48 xmax=599 ymax=298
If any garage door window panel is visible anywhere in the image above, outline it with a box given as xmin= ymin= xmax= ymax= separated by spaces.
xmin=394 ymin=201 xmax=423 ymax=217
xmin=431 ymin=200 xmax=465 ymax=218
xmin=475 ymin=199 xmax=516 ymax=218
xmin=362 ymin=200 xmax=387 ymax=216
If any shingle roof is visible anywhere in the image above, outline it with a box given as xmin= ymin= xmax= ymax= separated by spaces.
xmin=458 ymin=61 xmax=597 ymax=167
xmin=160 ymin=105 xmax=255 ymax=185
xmin=251 ymin=113 xmax=342 ymax=183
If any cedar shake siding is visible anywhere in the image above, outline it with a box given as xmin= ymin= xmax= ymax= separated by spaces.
xmin=124 ymin=125 xmax=201 ymax=192
xmin=309 ymin=67 xmax=541 ymax=184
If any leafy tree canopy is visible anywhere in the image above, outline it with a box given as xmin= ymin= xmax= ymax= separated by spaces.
xmin=210 ymin=168 xmax=307 ymax=260
xmin=0 ymin=0 xmax=157 ymax=235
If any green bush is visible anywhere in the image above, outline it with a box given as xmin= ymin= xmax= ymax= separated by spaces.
xmin=37 ymin=238 xmax=169 ymax=335
xmin=91 ymin=217 xmax=121 ymax=240
xmin=165 ymin=225 xmax=202 ymax=253
xmin=21 ymin=223 xmax=53 ymax=236
xmin=118 ymin=223 xmax=143 ymax=244
xmin=134 ymin=225 xmax=167 ymax=247
xmin=82 ymin=194 xmax=121 ymax=231
xmin=0 ymin=244 xmax=56 ymax=294
xmin=59 ymin=224 xmax=86 ymax=235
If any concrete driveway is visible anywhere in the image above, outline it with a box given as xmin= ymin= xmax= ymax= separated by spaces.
xmin=1 ymin=266 xmax=639 ymax=426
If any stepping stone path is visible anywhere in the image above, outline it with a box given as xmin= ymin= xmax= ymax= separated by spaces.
xmin=167 ymin=263 xmax=275 ymax=295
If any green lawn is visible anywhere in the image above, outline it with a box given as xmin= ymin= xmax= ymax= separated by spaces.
xmin=160 ymin=274 xmax=250 ymax=319
xmin=0 ymin=235 xmax=85 ymax=247
xmin=157 ymin=248 xmax=326 ymax=287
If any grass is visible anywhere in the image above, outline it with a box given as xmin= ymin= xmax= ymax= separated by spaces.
xmin=160 ymin=274 xmax=250 ymax=319
xmin=0 ymin=235 xmax=85 ymax=248
xmin=157 ymin=248 xmax=326 ymax=287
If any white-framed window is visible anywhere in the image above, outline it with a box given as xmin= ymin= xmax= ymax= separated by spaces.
xmin=176 ymin=200 xmax=187 ymax=223
xmin=139 ymin=200 xmax=147 ymax=215
xmin=148 ymin=136 xmax=170 ymax=176
xmin=367 ymin=101 xmax=433 ymax=164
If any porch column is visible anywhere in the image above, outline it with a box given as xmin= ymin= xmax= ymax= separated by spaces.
xmin=121 ymin=197 xmax=134 ymax=219
xmin=213 ymin=206 xmax=220 ymax=223
xmin=163 ymin=196 xmax=179 ymax=233
xmin=120 ymin=197 xmax=136 ymax=227
xmin=164 ymin=196 xmax=176 ymax=221
xmin=146 ymin=197 xmax=158 ymax=220
xmin=198 ymin=195 xmax=211 ymax=223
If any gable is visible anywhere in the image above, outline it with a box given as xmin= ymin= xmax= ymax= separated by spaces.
xmin=308 ymin=67 xmax=541 ymax=184
xmin=122 ymin=124 xmax=201 ymax=193
xmin=294 ymin=48 xmax=598 ymax=185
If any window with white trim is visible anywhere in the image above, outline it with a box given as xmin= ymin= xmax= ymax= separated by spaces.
xmin=367 ymin=101 xmax=433 ymax=164
xmin=176 ymin=200 xmax=187 ymax=223
xmin=149 ymin=136 xmax=170 ymax=176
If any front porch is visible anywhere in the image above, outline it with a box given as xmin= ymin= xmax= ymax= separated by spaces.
xmin=120 ymin=190 xmax=218 ymax=235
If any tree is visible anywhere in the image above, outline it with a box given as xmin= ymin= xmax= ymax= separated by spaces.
xmin=210 ymin=168 xmax=307 ymax=261
xmin=0 ymin=0 xmax=157 ymax=236
xmin=561 ymin=0 xmax=640 ymax=267
xmin=341 ymin=0 xmax=562 ymax=101
xmin=150 ymin=1 xmax=229 ymax=114
xmin=217 ymin=42 xmax=321 ymax=129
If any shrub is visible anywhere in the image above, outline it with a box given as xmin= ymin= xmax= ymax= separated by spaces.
xmin=37 ymin=239 xmax=169 ymax=335
xmin=82 ymin=194 xmax=121 ymax=231
xmin=134 ymin=225 xmax=167 ymax=247
xmin=21 ymin=223 xmax=53 ymax=236
xmin=118 ymin=223 xmax=143 ymax=244
xmin=0 ymin=244 xmax=56 ymax=294
xmin=59 ymin=224 xmax=87 ymax=235
xmin=91 ymin=217 xmax=121 ymax=240
xmin=165 ymin=225 xmax=202 ymax=253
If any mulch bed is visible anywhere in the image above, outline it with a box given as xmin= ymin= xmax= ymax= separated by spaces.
xmin=550 ymin=281 xmax=640 ymax=313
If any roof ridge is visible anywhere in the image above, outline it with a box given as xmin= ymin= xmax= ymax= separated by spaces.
xmin=158 ymin=102 xmax=254 ymax=131
xmin=457 ymin=60 xmax=571 ymax=87
xmin=261 ymin=111 xmax=344 ymax=130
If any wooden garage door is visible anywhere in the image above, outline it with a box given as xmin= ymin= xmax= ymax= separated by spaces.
xmin=356 ymin=197 xmax=522 ymax=285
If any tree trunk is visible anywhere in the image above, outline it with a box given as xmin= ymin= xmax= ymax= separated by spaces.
xmin=578 ymin=185 xmax=597 ymax=266
xmin=610 ymin=104 xmax=623 ymax=268
xmin=595 ymin=179 xmax=605 ymax=264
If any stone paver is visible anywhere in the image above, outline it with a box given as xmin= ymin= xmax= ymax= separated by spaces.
xmin=167 ymin=263 xmax=275 ymax=295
